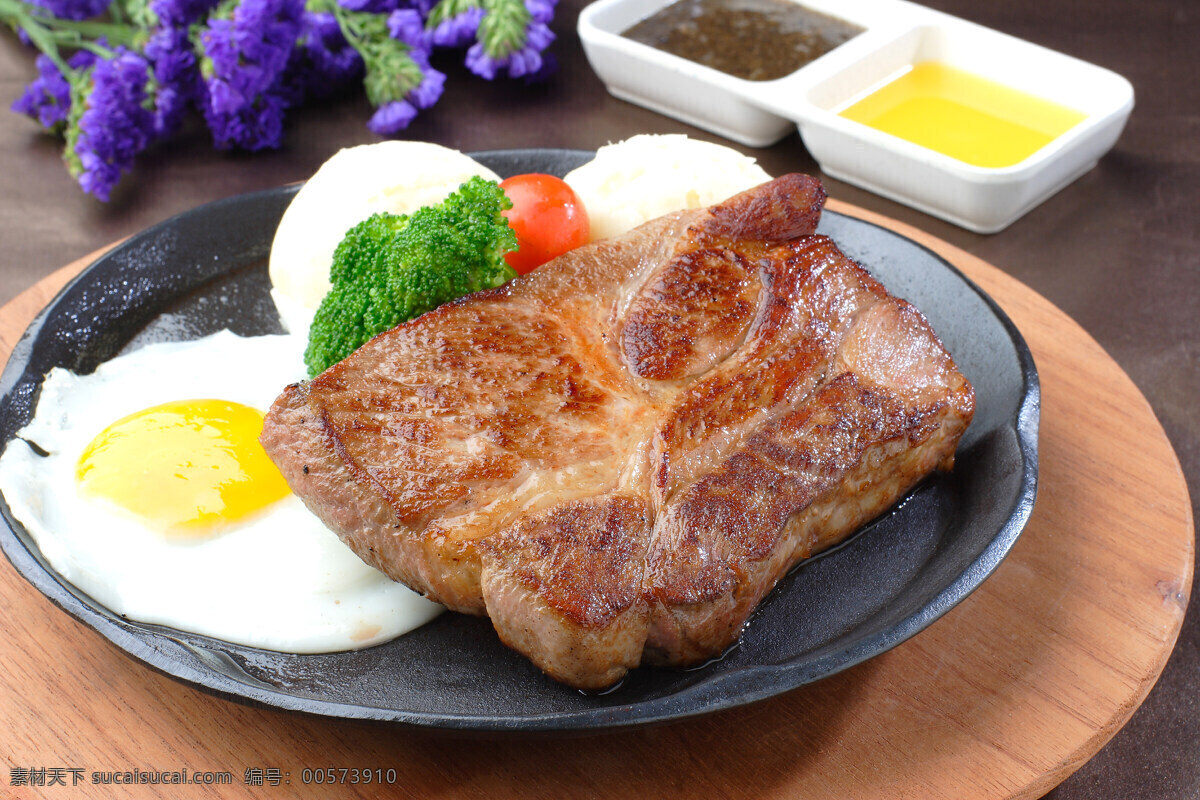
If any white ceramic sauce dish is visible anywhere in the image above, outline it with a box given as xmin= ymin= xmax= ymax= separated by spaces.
xmin=578 ymin=0 xmax=1134 ymax=232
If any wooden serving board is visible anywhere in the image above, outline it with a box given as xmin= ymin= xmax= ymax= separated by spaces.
xmin=0 ymin=203 xmax=1192 ymax=800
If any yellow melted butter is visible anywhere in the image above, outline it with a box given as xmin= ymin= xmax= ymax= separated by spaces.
xmin=76 ymin=399 xmax=290 ymax=537
xmin=839 ymin=62 xmax=1087 ymax=168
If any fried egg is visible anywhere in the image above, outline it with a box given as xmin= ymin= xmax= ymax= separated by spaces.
xmin=0 ymin=330 xmax=442 ymax=653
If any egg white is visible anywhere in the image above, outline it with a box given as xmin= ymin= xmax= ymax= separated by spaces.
xmin=0 ymin=330 xmax=442 ymax=653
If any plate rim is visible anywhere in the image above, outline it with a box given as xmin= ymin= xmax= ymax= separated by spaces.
xmin=0 ymin=150 xmax=1039 ymax=732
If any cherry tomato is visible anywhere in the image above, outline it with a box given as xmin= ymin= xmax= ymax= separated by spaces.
xmin=499 ymin=173 xmax=590 ymax=275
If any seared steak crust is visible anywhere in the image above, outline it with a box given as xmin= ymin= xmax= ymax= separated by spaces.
xmin=261 ymin=175 xmax=975 ymax=688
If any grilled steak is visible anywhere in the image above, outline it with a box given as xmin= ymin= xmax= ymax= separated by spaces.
xmin=260 ymin=174 xmax=975 ymax=689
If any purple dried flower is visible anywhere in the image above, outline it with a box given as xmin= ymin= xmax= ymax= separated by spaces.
xmin=144 ymin=25 xmax=201 ymax=136
xmin=366 ymin=98 xmax=416 ymax=135
xmin=387 ymin=8 xmax=430 ymax=52
xmin=463 ymin=42 xmax=495 ymax=79
xmin=505 ymin=46 xmax=538 ymax=77
xmin=466 ymin=28 xmax=552 ymax=79
xmin=12 ymin=53 xmax=85 ymax=130
xmin=308 ymin=11 xmax=363 ymax=79
xmin=201 ymin=0 xmax=305 ymax=109
xmin=466 ymin=0 xmax=556 ymax=80
xmin=204 ymin=89 xmax=288 ymax=150
xmin=350 ymin=0 xmax=447 ymax=131
xmin=525 ymin=0 xmax=553 ymax=23
xmin=430 ymin=6 xmax=482 ymax=48
xmin=358 ymin=40 xmax=443 ymax=134
xmin=337 ymin=0 xmax=399 ymax=13
xmin=405 ymin=49 xmax=444 ymax=107
xmin=406 ymin=63 xmax=444 ymax=109
xmin=286 ymin=10 xmax=363 ymax=102
xmin=69 ymin=48 xmax=157 ymax=200
xmin=149 ymin=0 xmax=220 ymax=25
xmin=513 ymin=17 xmax=555 ymax=75
xmin=198 ymin=0 xmax=304 ymax=149
xmin=28 ymin=0 xmax=111 ymax=20
xmin=4 ymin=0 xmax=559 ymax=199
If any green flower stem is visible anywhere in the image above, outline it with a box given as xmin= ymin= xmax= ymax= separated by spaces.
xmin=318 ymin=0 xmax=425 ymax=108
xmin=0 ymin=0 xmax=70 ymax=73
xmin=479 ymin=0 xmax=529 ymax=58
xmin=38 ymin=15 xmax=137 ymax=43
xmin=426 ymin=0 xmax=478 ymax=28
xmin=0 ymin=0 xmax=138 ymax=69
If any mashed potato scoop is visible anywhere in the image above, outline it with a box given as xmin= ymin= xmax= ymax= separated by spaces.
xmin=563 ymin=134 xmax=773 ymax=242
xmin=268 ymin=141 xmax=500 ymax=329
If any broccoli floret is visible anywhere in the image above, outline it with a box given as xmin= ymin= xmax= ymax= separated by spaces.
xmin=304 ymin=176 xmax=518 ymax=376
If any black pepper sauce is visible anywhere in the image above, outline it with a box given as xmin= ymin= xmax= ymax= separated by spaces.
xmin=623 ymin=0 xmax=863 ymax=82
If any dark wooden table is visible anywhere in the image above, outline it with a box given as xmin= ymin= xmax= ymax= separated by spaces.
xmin=0 ymin=0 xmax=1195 ymax=797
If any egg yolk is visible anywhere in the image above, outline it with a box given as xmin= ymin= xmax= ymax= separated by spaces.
xmin=75 ymin=399 xmax=290 ymax=537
